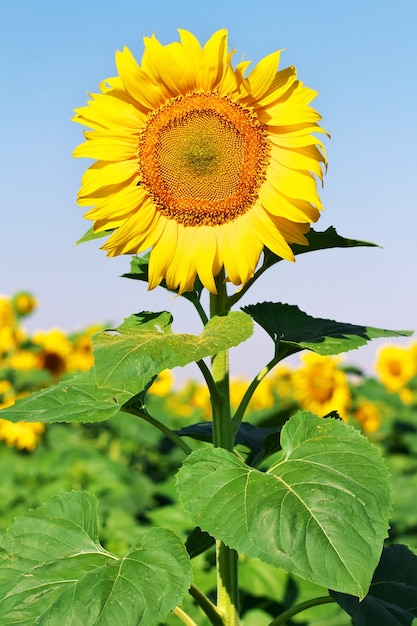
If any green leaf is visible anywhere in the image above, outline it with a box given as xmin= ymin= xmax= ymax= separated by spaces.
xmin=243 ymin=302 xmax=413 ymax=356
xmin=263 ymin=227 xmax=378 ymax=268
xmin=0 ymin=368 xmax=134 ymax=424
xmin=331 ymin=545 xmax=417 ymax=625
xmin=292 ymin=226 xmax=379 ymax=256
xmin=185 ymin=527 xmax=215 ymax=559
xmin=177 ymin=411 xmax=391 ymax=598
xmin=75 ymin=226 xmax=113 ymax=245
xmin=0 ymin=492 xmax=192 ymax=625
xmin=93 ymin=310 xmax=253 ymax=389
xmin=0 ymin=311 xmax=253 ymax=425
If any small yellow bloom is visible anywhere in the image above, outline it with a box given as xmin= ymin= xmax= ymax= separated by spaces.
xmin=375 ymin=344 xmax=416 ymax=394
xmin=32 ymin=328 xmax=73 ymax=377
xmin=0 ymin=327 xmax=17 ymax=355
xmin=12 ymin=292 xmax=37 ymax=316
xmin=270 ymin=365 xmax=294 ymax=400
xmin=292 ymin=353 xmax=351 ymax=420
xmin=0 ymin=296 xmax=15 ymax=328
xmin=74 ymin=29 xmax=326 ymax=294
xmin=149 ymin=369 xmax=175 ymax=396
xmin=0 ymin=418 xmax=45 ymax=451
xmin=354 ymin=401 xmax=381 ymax=433
xmin=8 ymin=349 xmax=40 ymax=371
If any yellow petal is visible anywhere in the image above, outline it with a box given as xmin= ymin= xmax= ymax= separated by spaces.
xmin=78 ymin=160 xmax=138 ymax=197
xmin=246 ymin=50 xmax=282 ymax=100
xmin=247 ymin=205 xmax=295 ymax=261
xmin=267 ymin=158 xmax=323 ymax=208
xmin=259 ymin=182 xmax=320 ymax=223
xmin=115 ymin=46 xmax=168 ymax=109
xmin=73 ymin=135 xmax=138 ymax=161
xmin=201 ymin=29 xmax=228 ymax=91
xmin=142 ymin=33 xmax=199 ymax=95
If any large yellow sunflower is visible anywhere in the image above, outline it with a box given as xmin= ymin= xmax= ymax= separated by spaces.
xmin=73 ymin=29 xmax=327 ymax=293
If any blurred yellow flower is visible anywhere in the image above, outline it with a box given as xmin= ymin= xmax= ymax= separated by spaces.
xmin=0 ymin=327 xmax=17 ymax=355
xmin=74 ymin=29 xmax=326 ymax=294
xmin=0 ymin=296 xmax=15 ymax=328
xmin=292 ymin=353 xmax=351 ymax=420
xmin=354 ymin=401 xmax=381 ymax=433
xmin=8 ymin=349 xmax=40 ymax=371
xmin=166 ymin=380 xmax=211 ymax=420
xmin=270 ymin=365 xmax=294 ymax=400
xmin=12 ymin=292 xmax=37 ymax=316
xmin=149 ymin=369 xmax=175 ymax=396
xmin=32 ymin=328 xmax=73 ymax=377
xmin=0 ymin=418 xmax=45 ymax=452
xmin=376 ymin=344 xmax=416 ymax=397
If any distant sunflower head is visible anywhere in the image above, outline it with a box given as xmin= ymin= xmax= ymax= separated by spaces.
xmin=73 ymin=29 xmax=327 ymax=293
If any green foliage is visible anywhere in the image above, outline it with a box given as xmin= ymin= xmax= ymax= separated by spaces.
xmin=93 ymin=311 xmax=253 ymax=389
xmin=331 ymin=545 xmax=417 ymax=625
xmin=1 ymin=225 xmax=415 ymax=625
xmin=243 ymin=302 xmax=412 ymax=356
xmin=0 ymin=492 xmax=192 ymax=625
xmin=177 ymin=412 xmax=391 ymax=598
xmin=0 ymin=311 xmax=253 ymax=425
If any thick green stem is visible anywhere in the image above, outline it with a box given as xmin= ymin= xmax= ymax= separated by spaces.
xmin=210 ymin=273 xmax=240 ymax=625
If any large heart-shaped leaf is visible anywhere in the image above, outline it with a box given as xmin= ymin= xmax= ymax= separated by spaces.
xmin=243 ymin=302 xmax=412 ymax=355
xmin=0 ymin=492 xmax=192 ymax=625
xmin=177 ymin=411 xmax=391 ymax=598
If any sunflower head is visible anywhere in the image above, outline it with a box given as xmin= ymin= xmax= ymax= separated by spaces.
xmin=73 ymin=29 xmax=327 ymax=294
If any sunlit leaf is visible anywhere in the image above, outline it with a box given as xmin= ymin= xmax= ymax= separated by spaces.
xmin=93 ymin=310 xmax=253 ymax=389
xmin=177 ymin=411 xmax=391 ymax=598
xmin=0 ymin=492 xmax=192 ymax=625
xmin=0 ymin=311 xmax=253 ymax=424
xmin=0 ymin=368 xmax=133 ymax=424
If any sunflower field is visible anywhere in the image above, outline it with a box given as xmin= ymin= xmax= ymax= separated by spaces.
xmin=1 ymin=290 xmax=416 ymax=625
xmin=1 ymin=28 xmax=416 ymax=626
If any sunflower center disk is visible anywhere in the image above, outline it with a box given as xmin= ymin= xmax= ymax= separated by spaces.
xmin=139 ymin=93 xmax=270 ymax=226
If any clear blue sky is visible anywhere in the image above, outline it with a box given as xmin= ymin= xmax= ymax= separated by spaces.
xmin=1 ymin=0 xmax=416 ymax=379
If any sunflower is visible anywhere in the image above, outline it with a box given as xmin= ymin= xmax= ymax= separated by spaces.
xmin=73 ymin=30 xmax=327 ymax=293
xmin=375 ymin=344 xmax=416 ymax=400
xmin=292 ymin=353 xmax=351 ymax=421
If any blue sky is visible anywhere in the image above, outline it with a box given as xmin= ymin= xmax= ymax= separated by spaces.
xmin=1 ymin=0 xmax=416 ymax=379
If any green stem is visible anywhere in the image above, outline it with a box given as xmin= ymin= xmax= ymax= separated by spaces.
xmin=121 ymin=402 xmax=192 ymax=456
xmin=173 ymin=605 xmax=199 ymax=626
xmin=189 ymin=584 xmax=223 ymax=626
xmin=268 ymin=596 xmax=336 ymax=626
xmin=192 ymin=296 xmax=209 ymax=326
xmin=210 ymin=272 xmax=240 ymax=626
xmin=231 ymin=355 xmax=281 ymax=432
